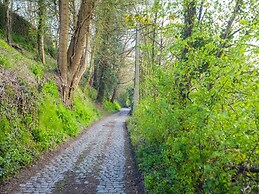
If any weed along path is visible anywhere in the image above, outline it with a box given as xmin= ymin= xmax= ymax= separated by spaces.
xmin=4 ymin=108 xmax=144 ymax=194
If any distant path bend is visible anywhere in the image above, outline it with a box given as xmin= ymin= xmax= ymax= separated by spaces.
xmin=12 ymin=108 xmax=143 ymax=194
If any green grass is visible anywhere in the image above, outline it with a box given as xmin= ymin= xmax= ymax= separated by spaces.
xmin=12 ymin=33 xmax=36 ymax=52
xmin=0 ymin=38 xmax=101 ymax=181
xmin=0 ymin=31 xmax=119 ymax=181
xmin=103 ymin=100 xmax=121 ymax=112
xmin=0 ymin=54 xmax=11 ymax=67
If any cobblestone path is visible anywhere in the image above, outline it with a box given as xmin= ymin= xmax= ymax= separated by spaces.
xmin=14 ymin=108 xmax=133 ymax=194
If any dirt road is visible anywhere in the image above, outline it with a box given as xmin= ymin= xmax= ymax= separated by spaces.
xmin=3 ymin=108 xmax=144 ymax=194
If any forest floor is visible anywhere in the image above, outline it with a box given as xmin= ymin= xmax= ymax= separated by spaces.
xmin=0 ymin=108 xmax=145 ymax=194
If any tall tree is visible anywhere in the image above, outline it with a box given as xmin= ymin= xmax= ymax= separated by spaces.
xmin=129 ymin=0 xmax=259 ymax=192
xmin=4 ymin=0 xmax=12 ymax=45
xmin=179 ymin=0 xmax=196 ymax=102
xmin=37 ymin=0 xmax=46 ymax=64
xmin=133 ymin=21 xmax=140 ymax=111
xmin=93 ymin=0 xmax=136 ymax=103
xmin=58 ymin=0 xmax=97 ymax=106
xmin=69 ymin=0 xmax=77 ymax=31
xmin=58 ymin=0 xmax=70 ymax=105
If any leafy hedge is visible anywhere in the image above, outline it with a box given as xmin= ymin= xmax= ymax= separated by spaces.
xmin=103 ymin=100 xmax=121 ymax=112
xmin=129 ymin=36 xmax=259 ymax=193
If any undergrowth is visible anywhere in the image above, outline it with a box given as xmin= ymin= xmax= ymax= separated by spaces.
xmin=0 ymin=39 xmax=100 ymax=181
xmin=128 ymin=39 xmax=259 ymax=193
xmin=0 ymin=79 xmax=100 ymax=180
xmin=103 ymin=100 xmax=121 ymax=112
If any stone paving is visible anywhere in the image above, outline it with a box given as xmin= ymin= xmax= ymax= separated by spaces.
xmin=96 ymin=116 xmax=126 ymax=194
xmin=14 ymin=108 xmax=130 ymax=194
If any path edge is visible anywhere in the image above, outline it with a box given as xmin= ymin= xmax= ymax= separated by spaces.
xmin=123 ymin=121 xmax=146 ymax=194
xmin=0 ymin=112 xmax=117 ymax=194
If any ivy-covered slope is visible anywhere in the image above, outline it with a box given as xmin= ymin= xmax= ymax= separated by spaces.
xmin=0 ymin=39 xmax=101 ymax=181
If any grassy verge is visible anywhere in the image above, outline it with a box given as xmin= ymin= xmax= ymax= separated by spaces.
xmin=0 ymin=39 xmax=100 ymax=181
xmin=103 ymin=100 xmax=121 ymax=112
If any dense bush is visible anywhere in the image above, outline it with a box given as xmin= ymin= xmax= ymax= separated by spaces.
xmin=84 ymin=86 xmax=98 ymax=100
xmin=130 ymin=62 xmax=259 ymax=193
xmin=0 ymin=77 xmax=39 ymax=179
xmin=118 ymin=87 xmax=133 ymax=108
xmin=103 ymin=100 xmax=121 ymax=112
xmin=129 ymin=29 xmax=259 ymax=193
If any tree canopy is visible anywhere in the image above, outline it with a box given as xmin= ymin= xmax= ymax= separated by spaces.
xmin=0 ymin=0 xmax=259 ymax=192
xmin=129 ymin=0 xmax=259 ymax=193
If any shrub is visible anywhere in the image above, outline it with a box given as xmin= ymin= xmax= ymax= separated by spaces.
xmin=129 ymin=61 xmax=259 ymax=193
xmin=84 ymin=86 xmax=98 ymax=100
xmin=30 ymin=64 xmax=43 ymax=80
xmin=73 ymin=89 xmax=100 ymax=126
xmin=56 ymin=104 xmax=78 ymax=137
xmin=12 ymin=33 xmax=36 ymax=52
xmin=0 ymin=55 xmax=11 ymax=68
xmin=103 ymin=100 xmax=121 ymax=112
xmin=36 ymin=95 xmax=65 ymax=149
xmin=0 ymin=113 xmax=37 ymax=179
xmin=42 ymin=81 xmax=59 ymax=98
xmin=45 ymin=44 xmax=57 ymax=58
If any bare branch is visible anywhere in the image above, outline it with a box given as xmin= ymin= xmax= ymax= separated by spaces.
xmin=217 ymin=0 xmax=243 ymax=57
xmin=198 ymin=0 xmax=205 ymax=22
xmin=222 ymin=0 xmax=243 ymax=40
xmin=229 ymin=165 xmax=259 ymax=173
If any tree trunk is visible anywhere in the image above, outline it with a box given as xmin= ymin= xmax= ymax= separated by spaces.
xmin=96 ymin=63 xmax=105 ymax=103
xmin=72 ymin=34 xmax=89 ymax=88
xmin=110 ymin=87 xmax=117 ymax=103
xmin=86 ymin=29 xmax=96 ymax=85
xmin=151 ymin=2 xmax=158 ymax=66
xmin=37 ymin=0 xmax=46 ymax=64
xmin=92 ymin=61 xmax=99 ymax=88
xmin=217 ymin=0 xmax=242 ymax=58
xmin=179 ymin=0 xmax=196 ymax=102
xmin=58 ymin=0 xmax=97 ymax=106
xmin=181 ymin=0 xmax=196 ymax=60
xmin=4 ymin=0 xmax=12 ymax=45
xmin=70 ymin=0 xmax=77 ymax=31
xmin=133 ymin=21 xmax=140 ymax=111
xmin=58 ymin=0 xmax=69 ymax=105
